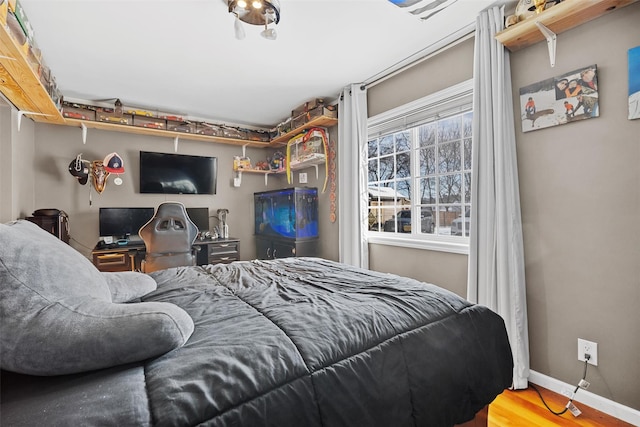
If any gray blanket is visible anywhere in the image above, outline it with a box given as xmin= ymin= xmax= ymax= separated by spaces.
xmin=1 ymin=258 xmax=512 ymax=426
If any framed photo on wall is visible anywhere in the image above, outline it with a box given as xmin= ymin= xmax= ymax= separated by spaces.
xmin=629 ymin=46 xmax=640 ymax=120
xmin=519 ymin=64 xmax=599 ymax=132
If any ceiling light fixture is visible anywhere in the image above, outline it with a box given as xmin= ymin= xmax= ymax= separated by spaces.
xmin=227 ymin=0 xmax=280 ymax=40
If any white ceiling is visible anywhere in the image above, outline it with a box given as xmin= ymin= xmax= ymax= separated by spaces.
xmin=20 ymin=0 xmax=509 ymax=128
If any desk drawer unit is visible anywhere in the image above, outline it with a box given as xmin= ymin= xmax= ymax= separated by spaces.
xmin=207 ymin=240 xmax=239 ymax=265
xmin=92 ymin=250 xmax=135 ymax=272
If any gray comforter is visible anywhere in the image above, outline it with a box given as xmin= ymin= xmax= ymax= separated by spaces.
xmin=1 ymin=257 xmax=512 ymax=426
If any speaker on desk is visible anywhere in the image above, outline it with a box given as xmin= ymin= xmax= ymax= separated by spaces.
xmin=27 ymin=209 xmax=70 ymax=244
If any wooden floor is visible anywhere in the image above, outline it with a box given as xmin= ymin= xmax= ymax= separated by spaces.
xmin=488 ymin=384 xmax=635 ymax=427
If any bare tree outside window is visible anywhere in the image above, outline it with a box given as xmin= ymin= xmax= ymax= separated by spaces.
xmin=368 ymin=109 xmax=472 ymax=238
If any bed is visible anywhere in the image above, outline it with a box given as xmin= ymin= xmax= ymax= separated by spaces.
xmin=0 ymin=220 xmax=513 ymax=426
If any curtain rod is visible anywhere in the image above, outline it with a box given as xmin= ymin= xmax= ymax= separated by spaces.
xmin=362 ymin=23 xmax=475 ymax=91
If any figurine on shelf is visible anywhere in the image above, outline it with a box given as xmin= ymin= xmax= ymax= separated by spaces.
xmin=268 ymin=151 xmax=285 ymax=171
xmin=255 ymin=161 xmax=270 ymax=170
xmin=506 ymin=0 xmax=562 ymax=27
xmin=233 ymin=156 xmax=252 ymax=170
xmin=114 ymin=99 xmax=123 ymax=118
xmin=515 ymin=0 xmax=536 ymax=21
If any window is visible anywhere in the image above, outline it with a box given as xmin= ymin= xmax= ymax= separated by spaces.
xmin=366 ymin=80 xmax=473 ymax=253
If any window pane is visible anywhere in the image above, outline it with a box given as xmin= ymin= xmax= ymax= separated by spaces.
xmin=379 ymin=155 xmax=394 ymax=181
xmin=395 ymin=131 xmax=411 ymax=153
xmin=438 ymin=141 xmax=461 ymax=173
xmin=368 ymin=183 xmax=381 ymax=206
xmin=437 ymin=115 xmax=461 ymax=143
xmin=419 ymin=146 xmax=436 ymax=176
xmin=368 ymin=159 xmax=378 ymax=182
xmin=380 ymin=181 xmax=398 ymax=203
xmin=439 ymin=174 xmax=462 ymax=203
xmin=381 ymin=206 xmax=398 ymax=233
xmin=387 ymin=207 xmax=412 ymax=233
xmin=464 ymin=138 xmax=472 ymax=170
xmin=451 ymin=206 xmax=470 ymax=236
xmin=379 ymin=134 xmax=394 ymax=156
xmin=419 ymin=207 xmax=434 ymax=234
xmin=368 ymin=138 xmax=378 ymax=158
xmin=397 ymin=179 xmax=411 ymax=203
xmin=439 ymin=205 xmax=463 ymax=236
xmin=419 ymin=123 xmax=436 ymax=147
xmin=463 ymin=112 xmax=473 ymax=138
xmin=465 ymin=205 xmax=471 ymax=237
xmin=368 ymin=208 xmax=383 ymax=231
xmin=418 ymin=177 xmax=436 ymax=204
xmin=396 ymin=152 xmax=411 ymax=179
xmin=464 ymin=172 xmax=471 ymax=204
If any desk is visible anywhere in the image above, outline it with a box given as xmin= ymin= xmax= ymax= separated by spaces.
xmin=92 ymin=244 xmax=144 ymax=272
xmin=195 ymin=238 xmax=241 ymax=265
xmin=91 ymin=238 xmax=240 ymax=272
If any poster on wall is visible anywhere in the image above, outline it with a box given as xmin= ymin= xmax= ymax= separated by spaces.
xmin=629 ymin=46 xmax=640 ymax=120
xmin=519 ymin=64 xmax=599 ymax=132
xmin=385 ymin=0 xmax=457 ymax=20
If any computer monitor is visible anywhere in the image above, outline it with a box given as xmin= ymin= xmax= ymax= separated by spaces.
xmin=186 ymin=207 xmax=209 ymax=232
xmin=99 ymin=207 xmax=155 ymax=239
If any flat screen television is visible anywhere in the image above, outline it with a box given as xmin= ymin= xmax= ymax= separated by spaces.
xmin=139 ymin=151 xmax=217 ymax=194
xmin=186 ymin=207 xmax=209 ymax=232
xmin=99 ymin=207 xmax=155 ymax=239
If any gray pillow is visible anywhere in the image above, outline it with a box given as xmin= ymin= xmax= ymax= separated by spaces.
xmin=0 ymin=220 xmax=194 ymax=376
xmin=103 ymin=271 xmax=158 ymax=303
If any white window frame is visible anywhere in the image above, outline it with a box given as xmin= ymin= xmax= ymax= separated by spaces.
xmin=366 ymin=79 xmax=473 ymax=254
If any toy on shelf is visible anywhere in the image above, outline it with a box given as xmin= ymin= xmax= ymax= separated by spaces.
xmin=268 ymin=151 xmax=285 ymax=171
xmin=233 ymin=156 xmax=252 ymax=171
xmin=255 ymin=161 xmax=270 ymax=171
xmin=286 ymin=127 xmax=329 ymax=192
xmin=125 ymin=109 xmax=154 ymax=117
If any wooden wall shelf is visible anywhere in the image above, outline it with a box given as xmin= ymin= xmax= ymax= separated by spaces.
xmin=270 ymin=115 xmax=338 ymax=146
xmin=0 ymin=25 xmax=64 ymax=124
xmin=62 ymin=118 xmax=271 ymax=148
xmin=495 ymin=0 xmax=638 ymax=52
xmin=61 ymin=115 xmax=337 ymax=148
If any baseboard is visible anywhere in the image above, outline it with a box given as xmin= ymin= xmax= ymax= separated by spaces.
xmin=529 ymin=370 xmax=640 ymax=426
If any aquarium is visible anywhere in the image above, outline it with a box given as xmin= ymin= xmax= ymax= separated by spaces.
xmin=254 ymin=187 xmax=318 ymax=239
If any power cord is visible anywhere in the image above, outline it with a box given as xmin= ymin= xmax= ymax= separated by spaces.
xmin=530 ymin=354 xmax=590 ymax=417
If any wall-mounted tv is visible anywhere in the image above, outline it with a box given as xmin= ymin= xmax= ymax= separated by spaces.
xmin=139 ymin=151 xmax=217 ymax=194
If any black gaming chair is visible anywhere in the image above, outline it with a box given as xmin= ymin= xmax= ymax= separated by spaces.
xmin=139 ymin=202 xmax=199 ymax=273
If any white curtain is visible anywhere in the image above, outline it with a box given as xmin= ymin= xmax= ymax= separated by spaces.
xmin=468 ymin=6 xmax=530 ymax=390
xmin=337 ymin=84 xmax=369 ymax=269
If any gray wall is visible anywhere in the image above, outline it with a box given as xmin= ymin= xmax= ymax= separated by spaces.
xmin=0 ymin=107 xmax=36 ymax=222
xmin=510 ymin=4 xmax=640 ymax=411
xmin=367 ymin=4 xmax=640 ymax=411
xmin=1 ymin=119 xmax=338 ymax=261
xmin=369 ymin=244 xmax=469 ymax=297
xmin=368 ymin=37 xmax=475 ymax=117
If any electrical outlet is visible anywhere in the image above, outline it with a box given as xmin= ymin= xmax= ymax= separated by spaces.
xmin=578 ymin=338 xmax=598 ymax=366
xmin=299 ymin=172 xmax=308 ymax=184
